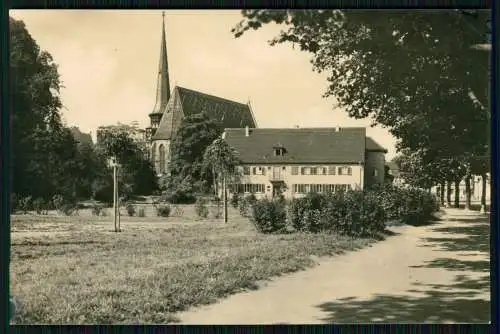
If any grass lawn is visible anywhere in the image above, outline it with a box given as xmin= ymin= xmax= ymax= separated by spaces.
xmin=10 ymin=206 xmax=380 ymax=324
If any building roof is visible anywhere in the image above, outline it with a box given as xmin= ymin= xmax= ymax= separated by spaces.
xmin=366 ymin=137 xmax=388 ymax=153
xmin=152 ymin=86 xmax=257 ymax=140
xmin=150 ymin=12 xmax=171 ymax=117
xmin=224 ymin=127 xmax=381 ymax=164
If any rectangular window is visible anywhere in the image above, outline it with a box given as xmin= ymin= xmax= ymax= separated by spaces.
xmin=292 ymin=166 xmax=299 ymax=175
xmin=304 ymin=167 xmax=311 ymax=175
xmin=253 ymin=167 xmax=264 ymax=175
xmin=338 ymin=167 xmax=352 ymax=176
xmin=373 ymin=168 xmax=378 ymax=177
xmin=328 ymin=166 xmax=336 ymax=175
xmin=243 ymin=166 xmax=250 ymax=175
xmin=321 ymin=167 xmax=328 ymax=175
xmin=310 ymin=167 xmax=318 ymax=175
xmin=305 ymin=184 xmax=311 ymax=193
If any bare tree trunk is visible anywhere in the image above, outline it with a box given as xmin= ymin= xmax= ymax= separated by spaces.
xmin=465 ymin=175 xmax=472 ymax=211
xmin=446 ymin=181 xmax=451 ymax=208
xmin=440 ymin=181 xmax=445 ymax=206
xmin=454 ymin=179 xmax=460 ymax=208
xmin=213 ymin=167 xmax=218 ymax=198
xmin=223 ymin=175 xmax=228 ymax=223
xmin=481 ymin=173 xmax=487 ymax=213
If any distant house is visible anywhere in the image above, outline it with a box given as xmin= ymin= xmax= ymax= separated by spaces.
xmin=386 ymin=161 xmax=405 ymax=186
xmin=223 ymin=127 xmax=387 ymax=199
xmin=69 ymin=127 xmax=93 ymax=147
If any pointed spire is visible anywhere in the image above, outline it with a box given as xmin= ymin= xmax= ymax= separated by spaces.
xmin=151 ymin=11 xmax=171 ymax=119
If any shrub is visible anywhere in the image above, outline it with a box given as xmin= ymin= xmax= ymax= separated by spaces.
xmin=251 ymin=198 xmax=287 ymax=233
xmin=138 ymin=207 xmax=146 ymax=217
xmin=195 ymin=198 xmax=209 ymax=219
xmin=239 ymin=193 xmax=257 ymax=217
xmin=11 ymin=193 xmax=18 ymax=214
xmin=32 ymin=197 xmax=48 ymax=215
xmin=52 ymin=194 xmax=64 ymax=212
xmin=211 ymin=204 xmax=223 ymax=219
xmin=91 ymin=203 xmax=104 ymax=216
xmin=17 ymin=196 xmax=32 ymax=214
xmin=230 ymin=193 xmax=240 ymax=209
xmin=59 ymin=203 xmax=78 ymax=216
xmin=126 ymin=203 xmax=136 ymax=217
xmin=157 ymin=205 xmax=171 ymax=217
xmin=288 ymin=192 xmax=326 ymax=232
xmin=163 ymin=189 xmax=196 ymax=204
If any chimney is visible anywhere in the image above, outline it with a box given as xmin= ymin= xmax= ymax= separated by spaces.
xmin=245 ymin=126 xmax=249 ymax=137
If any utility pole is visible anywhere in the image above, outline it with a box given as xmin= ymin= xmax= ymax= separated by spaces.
xmin=110 ymin=157 xmax=120 ymax=232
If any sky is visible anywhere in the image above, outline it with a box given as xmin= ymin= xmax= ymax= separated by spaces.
xmin=9 ymin=10 xmax=398 ymax=159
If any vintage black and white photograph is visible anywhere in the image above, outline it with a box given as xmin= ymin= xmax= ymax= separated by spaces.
xmin=8 ymin=9 xmax=491 ymax=324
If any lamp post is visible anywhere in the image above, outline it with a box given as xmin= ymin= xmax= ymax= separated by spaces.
xmin=109 ymin=157 xmax=121 ymax=232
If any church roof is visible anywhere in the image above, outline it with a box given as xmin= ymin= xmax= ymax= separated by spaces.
xmin=223 ymin=127 xmax=381 ymax=164
xmin=152 ymin=86 xmax=257 ymax=140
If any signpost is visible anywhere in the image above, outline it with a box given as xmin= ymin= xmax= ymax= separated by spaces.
xmin=109 ymin=157 xmax=121 ymax=232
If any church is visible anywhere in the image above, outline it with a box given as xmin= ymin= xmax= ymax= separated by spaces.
xmin=145 ymin=13 xmax=258 ymax=175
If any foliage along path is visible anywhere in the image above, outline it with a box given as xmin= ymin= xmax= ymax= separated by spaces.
xmin=175 ymin=209 xmax=490 ymax=324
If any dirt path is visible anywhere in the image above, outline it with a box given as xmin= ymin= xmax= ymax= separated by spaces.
xmin=176 ymin=209 xmax=490 ymax=324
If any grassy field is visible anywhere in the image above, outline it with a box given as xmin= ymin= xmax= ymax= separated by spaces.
xmin=10 ymin=205 xmax=379 ymax=324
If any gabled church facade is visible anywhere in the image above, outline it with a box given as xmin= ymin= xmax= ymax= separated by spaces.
xmin=145 ymin=13 xmax=257 ymax=176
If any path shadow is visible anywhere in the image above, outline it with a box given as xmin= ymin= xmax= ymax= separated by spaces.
xmin=316 ymin=275 xmax=490 ymax=323
xmin=422 ymin=218 xmax=490 ymax=255
xmin=410 ymin=258 xmax=490 ymax=273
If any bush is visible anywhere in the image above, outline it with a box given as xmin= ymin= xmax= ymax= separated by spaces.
xmin=11 ymin=193 xmax=19 ymax=214
xmin=17 ymin=196 xmax=33 ymax=214
xmin=238 ymin=193 xmax=257 ymax=217
xmin=157 ymin=205 xmax=171 ymax=217
xmin=59 ymin=203 xmax=78 ymax=216
xmin=251 ymin=198 xmax=287 ymax=233
xmin=230 ymin=193 xmax=240 ymax=209
xmin=126 ymin=203 xmax=136 ymax=217
xmin=91 ymin=203 xmax=104 ymax=216
xmin=211 ymin=204 xmax=223 ymax=219
xmin=33 ymin=197 xmax=48 ymax=215
xmin=163 ymin=189 xmax=196 ymax=204
xmin=288 ymin=192 xmax=326 ymax=232
xmin=195 ymin=198 xmax=209 ymax=219
xmin=52 ymin=194 xmax=64 ymax=212
xmin=138 ymin=207 xmax=146 ymax=217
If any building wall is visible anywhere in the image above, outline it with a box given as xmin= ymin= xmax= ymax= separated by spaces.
xmin=150 ymin=89 xmax=184 ymax=175
xmin=229 ymin=164 xmax=364 ymax=199
xmin=364 ymin=151 xmax=385 ymax=187
xmin=151 ymin=139 xmax=171 ymax=175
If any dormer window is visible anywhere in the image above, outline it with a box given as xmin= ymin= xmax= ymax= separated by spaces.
xmin=273 ymin=143 xmax=286 ymax=156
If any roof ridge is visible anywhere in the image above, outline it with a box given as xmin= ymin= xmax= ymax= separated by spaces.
xmin=176 ymin=86 xmax=248 ymax=107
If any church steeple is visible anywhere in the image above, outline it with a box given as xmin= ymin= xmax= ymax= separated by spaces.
xmin=148 ymin=11 xmax=171 ymax=138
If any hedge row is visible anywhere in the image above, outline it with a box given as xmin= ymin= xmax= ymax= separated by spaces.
xmin=245 ymin=185 xmax=439 ymax=237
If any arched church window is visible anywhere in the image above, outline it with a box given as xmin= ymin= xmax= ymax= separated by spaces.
xmin=159 ymin=144 xmax=165 ymax=174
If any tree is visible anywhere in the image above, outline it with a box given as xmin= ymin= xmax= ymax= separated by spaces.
xmin=233 ymin=10 xmax=490 ymax=211
xmin=97 ymin=127 xmax=158 ymax=201
xmin=167 ymin=113 xmax=221 ymax=196
xmin=203 ymin=138 xmax=241 ymax=222
xmin=10 ymin=17 xmax=83 ymax=202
